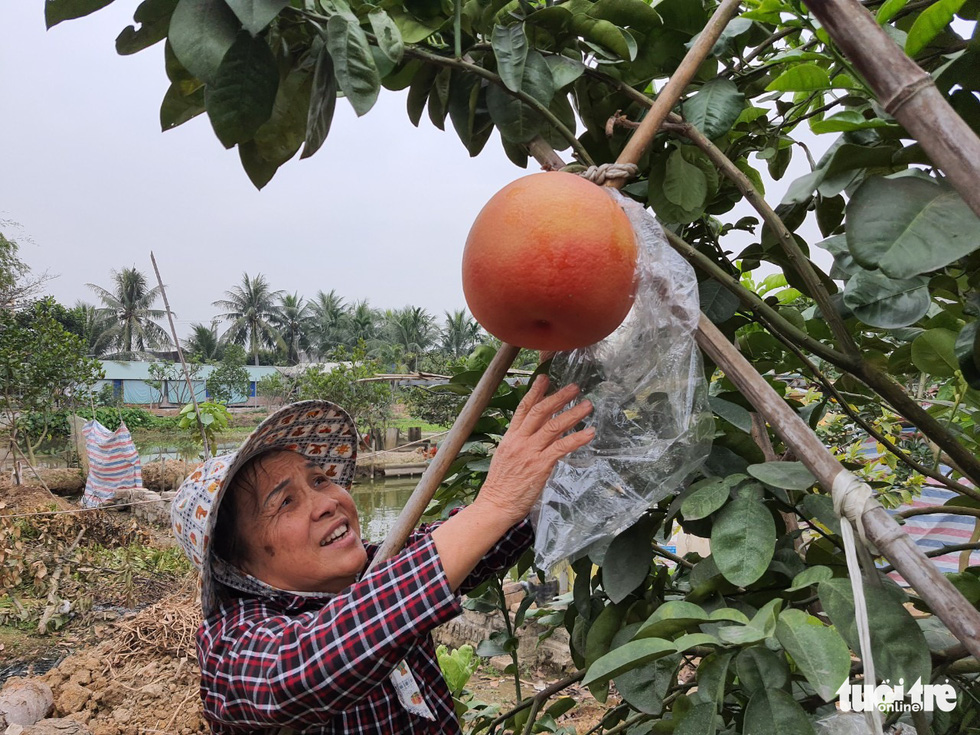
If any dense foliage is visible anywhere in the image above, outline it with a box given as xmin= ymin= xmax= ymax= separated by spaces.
xmin=46 ymin=0 xmax=980 ymax=731
xmin=0 ymin=298 xmax=105 ymax=462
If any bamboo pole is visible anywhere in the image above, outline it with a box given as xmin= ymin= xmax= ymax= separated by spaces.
xmin=695 ymin=315 xmax=980 ymax=659
xmin=606 ymin=0 xmax=743 ymax=185
xmin=802 ymin=0 xmax=980 ymax=218
xmin=368 ymin=0 xmax=745 ymax=568
xmin=367 ymin=343 xmax=520 ymax=570
xmin=149 ymin=253 xmax=211 ymax=460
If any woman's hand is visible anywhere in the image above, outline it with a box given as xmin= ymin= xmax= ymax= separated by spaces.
xmin=475 ymin=375 xmax=594 ymax=525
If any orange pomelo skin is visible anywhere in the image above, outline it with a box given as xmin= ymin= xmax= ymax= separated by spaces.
xmin=462 ymin=171 xmax=638 ymax=351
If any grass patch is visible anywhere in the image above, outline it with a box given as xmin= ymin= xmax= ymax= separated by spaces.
xmin=388 ymin=418 xmax=450 ymax=433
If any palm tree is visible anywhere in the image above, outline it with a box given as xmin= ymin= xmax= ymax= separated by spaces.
xmin=307 ymin=289 xmax=348 ymax=359
xmin=340 ymin=300 xmax=380 ymax=350
xmin=70 ymin=301 xmax=116 ymax=357
xmin=212 ymin=273 xmax=284 ymax=366
xmin=184 ymin=322 xmax=222 ymax=362
xmin=87 ymin=267 xmax=171 ymax=356
xmin=440 ymin=309 xmax=484 ymax=358
xmin=272 ymin=292 xmax=311 ymax=365
xmin=383 ymin=306 xmax=436 ymax=371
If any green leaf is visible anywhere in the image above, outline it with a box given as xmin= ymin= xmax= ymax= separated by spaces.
xmin=160 ymin=82 xmax=206 ymax=130
xmin=717 ymin=598 xmax=781 ymax=645
xmin=699 ymin=281 xmax=739 ymax=324
xmin=493 ymin=23 xmax=528 ymax=93
xmin=876 ymin=0 xmax=907 ymax=23
xmin=205 ymin=31 xmax=280 ymax=148
xmin=225 ymin=0 xmax=288 ymax=34
xmin=682 ymin=79 xmax=745 ymax=139
xmin=115 ymin=0 xmax=177 ymax=55
xmin=603 ymin=518 xmax=654 ymax=603
xmin=735 ymin=647 xmax=789 ymax=693
xmin=586 ymin=604 xmax=627 ymax=670
xmin=545 ymin=55 xmax=586 ymax=90
xmin=587 ymin=0 xmax=661 ymax=30
xmin=847 ymin=176 xmax=980 ymax=278
xmin=301 ymin=44 xmax=338 ymax=160
xmin=819 ymin=578 xmax=932 ymax=688
xmin=663 ymin=149 xmax=707 ymax=211
xmin=766 ymin=63 xmax=832 ymax=92
xmin=583 ymin=637 xmax=676 ymax=686
xmin=802 ymin=494 xmax=842 ymax=535
xmin=911 ymin=328 xmax=960 ymax=377
xmin=841 ymin=269 xmax=931 ymax=329
xmin=486 ymin=50 xmax=554 ymax=142
xmin=386 ymin=6 xmax=442 ymax=43
xmin=449 ymin=71 xmax=493 ymax=157
xmin=956 ymin=323 xmax=980 ymax=389
xmin=326 ymin=14 xmax=381 ymax=117
xmin=906 ymin=0 xmax=967 ymax=56
xmin=609 ymin=623 xmax=677 ymax=715
xmin=680 ymin=477 xmax=730 ymax=521
xmin=747 ymin=462 xmax=816 ymax=490
xmin=692 ymin=651 xmax=734 ymax=707
xmin=774 ymin=609 xmax=850 ymax=701
xmin=744 ymin=688 xmax=816 ymax=735
xmin=675 ymin=702 xmax=718 ymax=735
xmin=369 ymin=9 xmax=405 ymax=64
xmin=45 ymin=0 xmax=115 ymax=27
xmin=241 ymin=68 xmax=311 ymax=187
xmin=169 ymin=0 xmax=240 ymax=85
xmin=711 ymin=496 xmax=776 ymax=587
xmin=636 ymin=601 xmax=709 ymax=639
xmin=786 ymin=565 xmax=833 ymax=592
xmin=809 ymin=110 xmax=894 ymax=134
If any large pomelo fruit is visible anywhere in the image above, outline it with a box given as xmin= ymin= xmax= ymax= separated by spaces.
xmin=462 ymin=172 xmax=638 ymax=351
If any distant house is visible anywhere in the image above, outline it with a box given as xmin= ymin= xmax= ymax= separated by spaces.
xmin=94 ymin=361 xmax=283 ymax=407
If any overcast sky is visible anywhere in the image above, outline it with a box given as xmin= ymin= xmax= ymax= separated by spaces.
xmin=1 ymin=3 xmax=524 ymax=340
xmin=1 ymin=4 xmax=833 ymax=343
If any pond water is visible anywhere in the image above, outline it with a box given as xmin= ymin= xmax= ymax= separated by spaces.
xmin=350 ymin=477 xmax=419 ymax=544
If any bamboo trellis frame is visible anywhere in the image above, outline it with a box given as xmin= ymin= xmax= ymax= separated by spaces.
xmin=371 ymin=0 xmax=980 ymax=662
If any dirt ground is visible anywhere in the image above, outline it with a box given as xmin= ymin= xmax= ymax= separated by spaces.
xmin=0 ymin=482 xmax=605 ymax=734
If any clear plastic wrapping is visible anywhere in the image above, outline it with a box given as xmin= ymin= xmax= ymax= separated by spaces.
xmin=532 ymin=190 xmax=714 ymax=571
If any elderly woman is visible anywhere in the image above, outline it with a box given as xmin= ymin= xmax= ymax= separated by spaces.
xmin=171 ymin=375 xmax=592 ymax=734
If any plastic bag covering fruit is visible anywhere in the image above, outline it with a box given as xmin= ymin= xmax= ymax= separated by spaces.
xmin=462 ymin=172 xmax=638 ymax=351
xmin=531 ymin=190 xmax=713 ymax=571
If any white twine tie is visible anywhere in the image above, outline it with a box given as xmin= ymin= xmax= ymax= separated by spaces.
xmin=833 ymin=469 xmax=884 ymax=735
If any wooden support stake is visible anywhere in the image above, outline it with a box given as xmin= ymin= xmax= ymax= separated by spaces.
xmin=368 ymin=343 xmax=521 ymax=569
xmin=696 ymin=314 xmax=980 ymax=660
xmin=150 ymin=252 xmax=211 ymax=460
xmin=803 ymin=0 xmax=980 ymax=218
xmin=606 ymin=0 xmax=743 ymax=188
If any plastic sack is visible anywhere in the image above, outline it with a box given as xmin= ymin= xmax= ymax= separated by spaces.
xmin=532 ymin=189 xmax=713 ymax=571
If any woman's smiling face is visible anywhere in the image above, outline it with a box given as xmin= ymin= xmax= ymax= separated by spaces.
xmin=229 ymin=450 xmax=368 ymax=593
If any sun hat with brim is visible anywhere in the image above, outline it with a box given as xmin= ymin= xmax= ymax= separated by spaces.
xmin=171 ymin=400 xmax=358 ymax=616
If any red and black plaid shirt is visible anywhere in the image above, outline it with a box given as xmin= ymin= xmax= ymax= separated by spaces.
xmin=197 ymin=515 xmax=533 ymax=734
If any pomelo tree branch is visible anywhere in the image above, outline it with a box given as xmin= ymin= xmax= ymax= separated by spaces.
xmin=579 ymin=65 xmax=980 ymax=487
xmin=583 ymin=65 xmax=859 ymax=356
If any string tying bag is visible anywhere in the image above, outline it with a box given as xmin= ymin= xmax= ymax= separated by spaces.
xmin=532 ymin=189 xmax=714 ymax=570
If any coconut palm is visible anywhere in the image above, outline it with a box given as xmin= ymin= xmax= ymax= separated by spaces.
xmin=440 ymin=309 xmax=484 ymax=358
xmin=272 ymin=292 xmax=311 ymax=365
xmin=383 ymin=306 xmax=436 ymax=372
xmin=340 ymin=300 xmax=380 ymax=349
xmin=184 ymin=322 xmax=222 ymax=362
xmin=69 ymin=301 xmax=116 ymax=358
xmin=87 ymin=267 xmax=171 ymax=356
xmin=212 ymin=273 xmax=285 ymax=366
xmin=307 ymin=289 xmax=348 ymax=359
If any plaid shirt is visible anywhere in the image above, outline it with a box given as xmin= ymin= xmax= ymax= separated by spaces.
xmin=197 ymin=515 xmax=533 ymax=734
